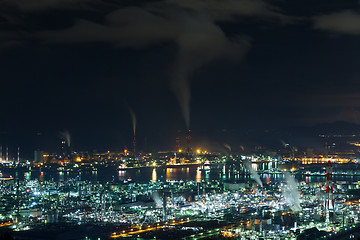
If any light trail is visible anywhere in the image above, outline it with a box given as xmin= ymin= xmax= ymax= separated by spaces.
xmin=110 ymin=220 xmax=189 ymax=238
xmin=0 ymin=222 xmax=12 ymax=228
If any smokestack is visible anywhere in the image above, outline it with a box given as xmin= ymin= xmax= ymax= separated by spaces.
xmin=132 ymin=134 xmax=136 ymax=155
xmin=176 ymin=132 xmax=180 ymax=152
xmin=128 ymin=107 xmax=136 ymax=155
xmin=186 ymin=129 xmax=191 ymax=156
xmin=0 ymin=145 xmax=2 ymax=162
xmin=17 ymin=146 xmax=20 ymax=164
xmin=6 ymin=146 xmax=8 ymax=161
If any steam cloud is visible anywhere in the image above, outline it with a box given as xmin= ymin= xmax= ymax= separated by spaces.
xmin=283 ymin=172 xmax=301 ymax=212
xmin=151 ymin=191 xmax=163 ymax=207
xmin=223 ymin=143 xmax=231 ymax=152
xmin=280 ymin=139 xmax=287 ymax=147
xmin=170 ymin=11 xmax=250 ymax=128
xmin=128 ymin=107 xmax=136 ymax=136
xmin=59 ymin=130 xmax=71 ymax=147
xmin=244 ymin=160 xmax=263 ymax=187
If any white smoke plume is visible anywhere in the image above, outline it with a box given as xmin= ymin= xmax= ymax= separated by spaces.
xmin=170 ymin=11 xmax=250 ymax=128
xmin=151 ymin=191 xmax=163 ymax=207
xmin=244 ymin=160 xmax=263 ymax=187
xmin=59 ymin=130 xmax=71 ymax=148
xmin=223 ymin=143 xmax=231 ymax=152
xmin=283 ymin=172 xmax=301 ymax=212
xmin=128 ymin=107 xmax=136 ymax=136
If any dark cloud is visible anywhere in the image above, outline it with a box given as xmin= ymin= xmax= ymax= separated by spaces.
xmin=36 ymin=5 xmax=251 ymax=128
xmin=333 ymin=108 xmax=360 ymax=124
xmin=314 ymin=10 xmax=360 ymax=34
xmin=38 ymin=7 xmax=174 ymax=47
xmin=0 ymin=30 xmax=27 ymax=48
xmin=165 ymin=0 xmax=288 ymax=21
xmin=1 ymin=0 xmax=99 ymax=12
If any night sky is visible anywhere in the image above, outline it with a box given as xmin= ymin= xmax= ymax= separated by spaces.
xmin=1 ymin=0 xmax=360 ymax=155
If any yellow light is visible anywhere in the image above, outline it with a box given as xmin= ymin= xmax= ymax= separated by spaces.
xmin=197 ymin=149 xmax=201 ymax=154
xmin=178 ymin=149 xmax=182 ymax=153
xmin=76 ymin=157 xmax=81 ymax=162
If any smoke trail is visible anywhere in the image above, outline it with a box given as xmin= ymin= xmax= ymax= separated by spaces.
xmin=171 ymin=72 xmax=191 ymax=129
xmin=244 ymin=160 xmax=263 ymax=187
xmin=128 ymin=107 xmax=136 ymax=136
xmin=59 ymin=130 xmax=71 ymax=147
xmin=223 ymin=143 xmax=231 ymax=152
xmin=283 ymin=172 xmax=301 ymax=212
xmin=170 ymin=11 xmax=250 ymax=129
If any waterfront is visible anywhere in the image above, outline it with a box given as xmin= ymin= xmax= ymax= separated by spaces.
xmin=2 ymin=164 xmax=360 ymax=184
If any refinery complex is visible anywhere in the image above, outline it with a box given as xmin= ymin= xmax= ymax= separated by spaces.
xmin=0 ymin=130 xmax=360 ymax=240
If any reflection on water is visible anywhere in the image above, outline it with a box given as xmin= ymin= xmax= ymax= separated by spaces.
xmin=118 ymin=170 xmax=126 ymax=181
xmin=152 ymin=168 xmax=157 ymax=182
xmin=166 ymin=168 xmax=171 ymax=181
xmin=196 ymin=168 xmax=201 ymax=182
xmin=2 ymin=164 xmax=360 ymax=185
